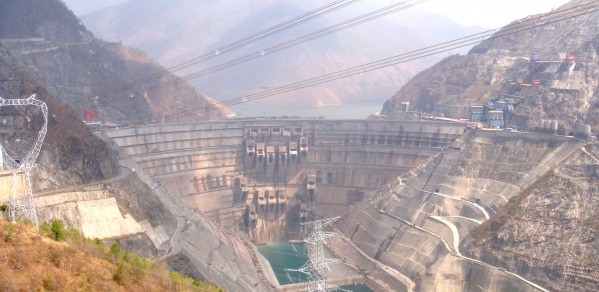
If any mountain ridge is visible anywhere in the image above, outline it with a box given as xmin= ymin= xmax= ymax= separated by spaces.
xmin=80 ymin=0 xmax=484 ymax=107
xmin=0 ymin=0 xmax=227 ymax=123
xmin=382 ymin=0 xmax=599 ymax=132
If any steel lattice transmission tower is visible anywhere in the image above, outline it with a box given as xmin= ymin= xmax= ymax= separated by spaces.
xmin=287 ymin=216 xmax=350 ymax=292
xmin=0 ymin=94 xmax=48 ymax=229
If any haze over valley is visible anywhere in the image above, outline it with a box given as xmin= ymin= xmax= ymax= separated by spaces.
xmin=2 ymin=1 xmax=597 ymax=292
xmin=77 ymin=0 xmax=485 ymax=112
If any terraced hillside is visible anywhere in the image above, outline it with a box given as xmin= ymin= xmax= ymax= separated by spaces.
xmin=469 ymin=143 xmax=599 ymax=292
xmin=331 ymin=130 xmax=588 ymax=291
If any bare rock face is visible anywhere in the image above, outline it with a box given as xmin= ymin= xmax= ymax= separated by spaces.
xmin=383 ymin=0 xmax=599 ymax=132
xmin=469 ymin=145 xmax=599 ymax=291
xmin=382 ymin=54 xmax=495 ymax=116
xmin=0 ymin=58 xmax=119 ymax=191
xmin=0 ymin=0 xmax=227 ymax=123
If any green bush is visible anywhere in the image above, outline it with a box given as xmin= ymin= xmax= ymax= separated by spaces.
xmin=186 ymin=276 xmax=206 ymax=287
xmin=50 ymin=220 xmax=65 ymax=241
xmin=109 ymin=242 xmax=121 ymax=257
xmin=169 ymin=271 xmax=181 ymax=281
xmin=64 ymin=226 xmax=81 ymax=242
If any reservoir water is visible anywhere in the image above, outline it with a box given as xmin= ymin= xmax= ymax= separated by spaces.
xmin=257 ymin=242 xmax=372 ymax=291
xmin=228 ymin=102 xmax=384 ymax=119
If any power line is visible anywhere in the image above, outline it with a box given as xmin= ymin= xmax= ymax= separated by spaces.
xmin=99 ymin=0 xmax=429 ymax=106
xmin=114 ymin=2 xmax=598 ymax=125
xmin=94 ymin=0 xmax=365 ymax=99
xmin=171 ymin=1 xmax=429 ymax=83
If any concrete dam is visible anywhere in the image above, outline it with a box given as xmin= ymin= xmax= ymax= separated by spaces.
xmin=102 ymin=119 xmax=582 ymax=291
xmin=107 ymin=120 xmax=464 ymax=243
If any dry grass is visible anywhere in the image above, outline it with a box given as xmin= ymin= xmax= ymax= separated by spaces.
xmin=0 ymin=219 xmax=220 ymax=291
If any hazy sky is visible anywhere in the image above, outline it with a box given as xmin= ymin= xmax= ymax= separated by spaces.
xmin=419 ymin=0 xmax=571 ymax=27
xmin=63 ymin=0 xmax=572 ymax=28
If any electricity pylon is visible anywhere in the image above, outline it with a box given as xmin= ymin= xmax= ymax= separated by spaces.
xmin=0 ymin=94 xmax=48 ymax=229
xmin=287 ymin=216 xmax=350 ymax=292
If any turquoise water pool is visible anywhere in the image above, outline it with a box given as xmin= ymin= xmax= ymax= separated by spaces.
xmin=257 ymin=241 xmax=372 ymax=291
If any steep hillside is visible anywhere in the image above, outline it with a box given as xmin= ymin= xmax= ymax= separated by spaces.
xmin=469 ymin=144 xmax=599 ymax=291
xmin=382 ymin=0 xmax=599 ymax=132
xmin=0 ymin=219 xmax=219 ymax=291
xmin=0 ymin=58 xmax=232 ymax=290
xmin=80 ymin=0 xmax=483 ymax=106
xmin=0 ymin=0 xmax=227 ymax=123
xmin=0 ymin=58 xmax=119 ymax=191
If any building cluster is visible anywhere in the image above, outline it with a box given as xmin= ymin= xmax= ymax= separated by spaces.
xmin=469 ymin=101 xmax=514 ymax=129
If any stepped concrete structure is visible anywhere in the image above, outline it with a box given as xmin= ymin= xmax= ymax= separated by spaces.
xmin=106 ymin=120 xmax=465 ymax=243
xmin=101 ymin=119 xmax=586 ymax=291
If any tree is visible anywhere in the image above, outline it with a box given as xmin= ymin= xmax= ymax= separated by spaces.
xmin=50 ymin=219 xmax=65 ymax=240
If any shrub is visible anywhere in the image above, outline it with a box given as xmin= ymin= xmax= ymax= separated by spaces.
xmin=168 ymin=271 xmax=180 ymax=281
xmin=3 ymin=223 xmax=16 ymax=242
xmin=50 ymin=220 xmax=65 ymax=241
xmin=64 ymin=226 xmax=81 ymax=242
xmin=186 ymin=276 xmax=205 ymax=287
xmin=113 ymin=261 xmax=128 ymax=285
xmin=109 ymin=242 xmax=122 ymax=258
xmin=42 ymin=276 xmax=55 ymax=291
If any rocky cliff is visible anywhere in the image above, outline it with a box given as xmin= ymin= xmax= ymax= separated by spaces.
xmin=0 ymin=0 xmax=228 ymax=123
xmin=382 ymin=0 xmax=599 ymax=132
xmin=373 ymin=1 xmax=599 ymax=290
xmin=0 ymin=58 xmax=119 ymax=191
xmin=469 ymin=144 xmax=599 ymax=291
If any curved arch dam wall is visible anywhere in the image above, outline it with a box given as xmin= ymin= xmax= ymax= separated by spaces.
xmin=104 ymin=120 xmax=580 ymax=291
xmin=103 ymin=119 xmax=464 ymax=290
xmin=106 ymin=120 xmax=464 ymax=241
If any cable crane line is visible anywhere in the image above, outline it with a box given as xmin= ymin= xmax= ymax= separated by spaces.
xmin=114 ymin=2 xmax=599 ymax=126
xmin=99 ymin=0 xmax=430 ymax=107
xmin=93 ymin=0 xmax=367 ymax=100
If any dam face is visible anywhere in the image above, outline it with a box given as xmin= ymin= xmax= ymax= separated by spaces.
xmin=105 ymin=120 xmax=585 ymax=291
xmin=106 ymin=120 xmax=465 ymax=243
